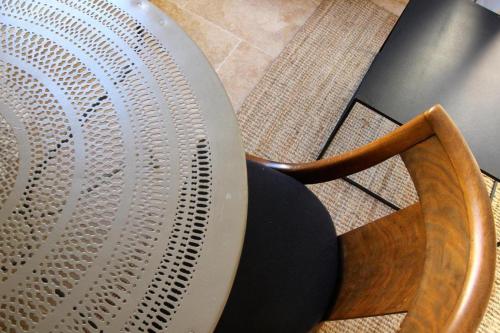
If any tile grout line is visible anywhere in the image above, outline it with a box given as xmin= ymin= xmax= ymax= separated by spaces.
xmin=174 ymin=0 xmax=322 ymax=59
xmin=180 ymin=3 xmax=281 ymax=59
xmin=165 ymin=0 xmax=248 ymax=54
xmin=159 ymin=1 xmax=262 ymax=68
xmin=179 ymin=3 xmax=243 ymax=43
xmin=177 ymin=0 xmax=187 ymax=8
xmin=215 ymin=39 xmax=242 ymax=72
xmin=240 ymin=41 xmax=275 ymax=59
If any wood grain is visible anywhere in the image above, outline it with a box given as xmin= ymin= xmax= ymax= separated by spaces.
xmin=245 ymin=112 xmax=433 ymax=184
xmin=398 ymin=110 xmax=496 ymax=333
xmin=248 ymin=105 xmax=496 ymax=332
xmin=400 ymin=137 xmax=470 ymax=332
xmin=425 ymin=107 xmax=497 ymax=333
xmin=329 ymin=203 xmax=425 ymax=320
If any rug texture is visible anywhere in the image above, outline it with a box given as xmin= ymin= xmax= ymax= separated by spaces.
xmin=237 ymin=0 xmax=500 ymax=332
xmin=237 ymin=0 xmax=397 ymax=163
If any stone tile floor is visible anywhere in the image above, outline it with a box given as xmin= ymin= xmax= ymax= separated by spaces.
xmin=151 ymin=0 xmax=408 ymax=110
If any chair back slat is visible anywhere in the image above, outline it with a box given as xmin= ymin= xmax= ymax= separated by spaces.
xmin=248 ymin=106 xmax=495 ymax=333
xmin=398 ymin=109 xmax=496 ymax=333
xmin=329 ymin=203 xmax=426 ymax=320
xmin=400 ymin=137 xmax=470 ymax=332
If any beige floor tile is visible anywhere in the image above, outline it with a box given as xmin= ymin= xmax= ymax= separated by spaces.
xmin=185 ymin=0 xmax=318 ymax=58
xmin=152 ymin=0 xmax=239 ymax=68
xmin=217 ymin=41 xmax=272 ymax=110
xmin=164 ymin=0 xmax=188 ymax=8
xmin=371 ymin=0 xmax=408 ymax=16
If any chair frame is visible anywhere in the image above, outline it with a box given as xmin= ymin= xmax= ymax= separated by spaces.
xmin=246 ymin=105 xmax=496 ymax=333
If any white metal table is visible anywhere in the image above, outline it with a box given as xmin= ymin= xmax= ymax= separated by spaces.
xmin=0 ymin=1 xmax=247 ymax=332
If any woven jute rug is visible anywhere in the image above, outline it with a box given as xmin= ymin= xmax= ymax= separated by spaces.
xmin=238 ymin=0 xmax=397 ymax=163
xmin=237 ymin=0 xmax=500 ymax=331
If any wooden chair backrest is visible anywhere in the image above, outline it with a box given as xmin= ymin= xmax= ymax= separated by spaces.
xmin=247 ymin=105 xmax=496 ymax=332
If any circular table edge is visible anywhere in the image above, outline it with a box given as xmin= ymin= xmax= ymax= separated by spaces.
xmin=111 ymin=1 xmax=248 ymax=332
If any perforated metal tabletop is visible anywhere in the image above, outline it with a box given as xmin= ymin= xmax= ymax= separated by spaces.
xmin=0 ymin=1 xmax=247 ymax=332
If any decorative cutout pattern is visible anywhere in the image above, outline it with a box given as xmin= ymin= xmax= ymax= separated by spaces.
xmin=0 ymin=1 xmax=221 ymax=332
xmin=0 ymin=113 xmax=19 ymax=211
xmin=0 ymin=62 xmax=75 ymax=285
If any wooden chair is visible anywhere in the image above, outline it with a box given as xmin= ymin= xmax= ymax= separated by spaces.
xmin=246 ymin=105 xmax=496 ymax=332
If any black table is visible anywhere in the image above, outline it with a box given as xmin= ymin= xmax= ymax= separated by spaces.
xmin=350 ymin=0 xmax=500 ymax=181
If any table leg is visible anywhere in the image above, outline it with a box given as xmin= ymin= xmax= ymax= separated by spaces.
xmin=317 ymin=99 xmax=401 ymax=211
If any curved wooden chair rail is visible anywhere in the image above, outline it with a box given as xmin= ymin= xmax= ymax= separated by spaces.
xmin=246 ymin=105 xmax=496 ymax=333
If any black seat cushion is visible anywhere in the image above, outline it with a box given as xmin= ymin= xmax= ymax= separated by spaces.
xmin=215 ymin=160 xmax=339 ymax=333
